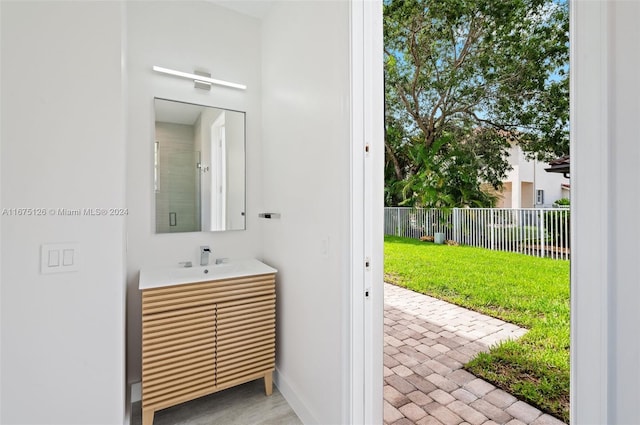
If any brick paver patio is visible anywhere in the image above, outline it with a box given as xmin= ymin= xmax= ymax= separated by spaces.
xmin=384 ymin=283 xmax=566 ymax=425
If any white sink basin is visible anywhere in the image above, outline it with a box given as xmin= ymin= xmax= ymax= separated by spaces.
xmin=139 ymin=258 xmax=277 ymax=290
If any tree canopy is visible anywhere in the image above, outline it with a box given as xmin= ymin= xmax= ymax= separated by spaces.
xmin=384 ymin=0 xmax=569 ymax=207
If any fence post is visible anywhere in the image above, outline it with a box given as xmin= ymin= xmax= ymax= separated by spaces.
xmin=426 ymin=209 xmax=430 ymax=236
xmin=490 ymin=209 xmax=495 ymax=250
xmin=539 ymin=209 xmax=546 ymax=258
xmin=395 ymin=208 xmax=400 ymax=237
xmin=453 ymin=208 xmax=460 ymax=242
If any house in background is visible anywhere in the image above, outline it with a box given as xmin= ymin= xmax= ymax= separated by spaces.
xmin=545 ymin=155 xmax=571 ymax=178
xmin=496 ymin=143 xmax=570 ymax=208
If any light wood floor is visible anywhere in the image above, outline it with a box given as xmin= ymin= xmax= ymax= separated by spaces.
xmin=131 ymin=379 xmax=302 ymax=425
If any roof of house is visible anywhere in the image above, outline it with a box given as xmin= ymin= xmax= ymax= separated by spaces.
xmin=545 ymin=155 xmax=570 ymax=175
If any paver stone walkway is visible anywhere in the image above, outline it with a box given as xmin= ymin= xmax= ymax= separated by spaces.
xmin=384 ymin=283 xmax=566 ymax=425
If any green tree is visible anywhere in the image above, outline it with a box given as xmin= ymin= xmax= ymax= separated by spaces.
xmin=389 ymin=130 xmax=512 ymax=207
xmin=384 ymin=0 xmax=569 ymax=207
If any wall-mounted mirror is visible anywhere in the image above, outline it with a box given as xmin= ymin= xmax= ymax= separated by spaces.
xmin=154 ymin=98 xmax=246 ymax=233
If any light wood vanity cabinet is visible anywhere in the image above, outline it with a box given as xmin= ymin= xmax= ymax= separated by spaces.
xmin=141 ymin=273 xmax=276 ymax=425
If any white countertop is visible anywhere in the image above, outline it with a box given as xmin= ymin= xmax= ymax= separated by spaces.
xmin=139 ymin=258 xmax=277 ymax=290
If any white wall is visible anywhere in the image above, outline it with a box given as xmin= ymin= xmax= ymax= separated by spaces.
xmin=572 ymin=1 xmax=640 ymax=423
xmin=0 ymin=2 xmax=126 ymax=424
xmin=125 ymin=1 xmax=263 ymax=383
xmin=260 ymin=2 xmax=352 ymax=423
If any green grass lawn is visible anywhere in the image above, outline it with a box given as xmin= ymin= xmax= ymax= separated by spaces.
xmin=384 ymin=235 xmax=570 ymax=422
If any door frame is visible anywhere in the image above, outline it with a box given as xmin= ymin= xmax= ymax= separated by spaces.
xmin=349 ymin=0 xmax=384 ymax=424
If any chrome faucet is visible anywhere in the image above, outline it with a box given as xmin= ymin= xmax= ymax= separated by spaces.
xmin=200 ymin=246 xmax=211 ymax=266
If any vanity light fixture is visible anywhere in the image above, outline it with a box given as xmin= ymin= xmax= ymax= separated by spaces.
xmin=152 ymin=66 xmax=247 ymax=90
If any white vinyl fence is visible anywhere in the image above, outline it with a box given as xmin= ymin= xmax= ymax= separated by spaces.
xmin=384 ymin=207 xmax=570 ymax=260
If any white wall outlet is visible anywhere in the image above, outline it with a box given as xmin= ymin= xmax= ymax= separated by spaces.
xmin=41 ymin=243 xmax=79 ymax=274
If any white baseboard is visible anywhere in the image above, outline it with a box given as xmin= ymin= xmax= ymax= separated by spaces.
xmin=274 ymin=367 xmax=318 ymax=425
xmin=130 ymin=382 xmax=141 ymax=403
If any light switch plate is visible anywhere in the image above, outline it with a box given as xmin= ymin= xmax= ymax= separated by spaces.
xmin=41 ymin=243 xmax=79 ymax=274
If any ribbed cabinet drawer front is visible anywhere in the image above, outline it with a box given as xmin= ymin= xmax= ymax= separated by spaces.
xmin=142 ymin=274 xmax=276 ymax=314
xmin=143 ymin=312 xmax=215 ymax=353
xmin=142 ymin=303 xmax=216 ymax=409
xmin=216 ymin=283 xmax=275 ymax=387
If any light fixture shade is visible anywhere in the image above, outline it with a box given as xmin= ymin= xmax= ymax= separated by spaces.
xmin=152 ymin=66 xmax=247 ymax=90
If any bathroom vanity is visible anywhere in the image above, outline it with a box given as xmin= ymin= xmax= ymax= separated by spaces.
xmin=139 ymin=259 xmax=277 ymax=425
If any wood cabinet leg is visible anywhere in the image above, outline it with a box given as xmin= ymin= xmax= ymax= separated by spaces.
xmin=142 ymin=408 xmax=155 ymax=425
xmin=264 ymin=371 xmax=273 ymax=396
